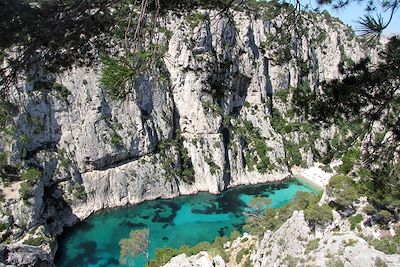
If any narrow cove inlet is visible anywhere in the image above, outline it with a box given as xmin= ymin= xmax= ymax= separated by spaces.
xmin=55 ymin=179 xmax=317 ymax=267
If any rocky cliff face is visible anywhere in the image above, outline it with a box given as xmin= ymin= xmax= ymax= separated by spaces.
xmin=250 ymin=211 xmax=400 ymax=267
xmin=0 ymin=7 xmax=372 ymax=266
xmin=164 ymin=211 xmax=400 ymax=267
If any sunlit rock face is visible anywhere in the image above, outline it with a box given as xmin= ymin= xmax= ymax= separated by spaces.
xmin=0 ymin=7 xmax=373 ymax=267
xmin=250 ymin=211 xmax=400 ymax=267
xmin=54 ymin=9 xmax=368 ymax=219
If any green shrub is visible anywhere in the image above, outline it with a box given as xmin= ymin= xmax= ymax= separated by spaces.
xmin=236 ymin=248 xmax=249 ymax=264
xmin=72 ymin=184 xmax=86 ymax=200
xmin=378 ymin=210 xmax=393 ymax=224
xmin=321 ymin=164 xmax=333 ymax=173
xmin=304 ymin=203 xmax=333 ymax=226
xmin=20 ymin=167 xmax=41 ymax=184
xmin=326 ymin=175 xmax=359 ymax=208
xmin=53 ymin=83 xmax=71 ymax=101
xmin=110 ymin=133 xmax=123 ymax=146
xmin=19 ymin=134 xmax=29 ymax=144
xmin=0 ymin=222 xmax=7 ymax=232
xmin=19 ymin=182 xmax=31 ymax=202
xmin=305 ymin=239 xmax=320 ymax=253
xmin=362 ymin=204 xmax=375 ymax=215
xmin=60 ymin=157 xmax=72 ymax=169
xmin=23 ymin=236 xmax=46 ymax=246
xmin=348 ymin=214 xmax=363 ymax=230
xmin=275 ymin=88 xmax=290 ymax=102
xmin=205 ymin=157 xmax=220 ymax=175
xmin=369 ymin=238 xmax=398 ymax=254
xmin=180 ymin=147 xmax=194 ymax=184
xmin=284 ymin=141 xmax=304 ymax=167
xmin=256 ymin=156 xmax=271 ymax=174
xmin=394 ymin=227 xmax=400 ymax=244
xmin=270 ymin=108 xmax=287 ymax=134
xmin=186 ymin=12 xmax=206 ymax=28
xmin=337 ymin=147 xmax=360 ymax=174
xmin=158 ymin=134 xmax=195 ymax=184
xmin=343 ymin=239 xmax=358 ymax=246
xmin=147 ymin=247 xmax=179 ymax=267
xmin=359 ymin=164 xmax=400 ymax=214
xmin=0 ymin=152 xmax=7 ymax=167
xmin=284 ymin=255 xmax=298 ymax=267
xmin=327 ymin=258 xmax=344 ymax=267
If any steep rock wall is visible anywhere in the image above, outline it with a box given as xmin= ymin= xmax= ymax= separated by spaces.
xmin=0 ymin=8 xmax=373 ymax=266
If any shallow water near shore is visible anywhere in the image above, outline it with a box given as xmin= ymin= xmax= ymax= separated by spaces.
xmin=55 ymin=179 xmax=317 ymax=267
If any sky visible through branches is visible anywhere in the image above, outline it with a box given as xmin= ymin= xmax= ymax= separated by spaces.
xmin=299 ymin=0 xmax=399 ymax=34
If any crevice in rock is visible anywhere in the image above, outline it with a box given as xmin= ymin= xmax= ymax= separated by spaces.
xmin=221 ymin=126 xmax=231 ymax=188
xmin=87 ymin=153 xmax=151 ymax=172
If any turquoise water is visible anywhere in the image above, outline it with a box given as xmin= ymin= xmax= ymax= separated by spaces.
xmin=55 ymin=179 xmax=317 ymax=267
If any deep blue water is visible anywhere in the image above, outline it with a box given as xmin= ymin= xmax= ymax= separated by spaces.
xmin=55 ymin=179 xmax=317 ymax=267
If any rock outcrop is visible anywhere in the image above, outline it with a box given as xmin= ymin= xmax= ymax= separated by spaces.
xmin=164 ymin=211 xmax=400 ymax=267
xmin=251 ymin=211 xmax=400 ymax=267
xmin=163 ymin=252 xmax=226 ymax=267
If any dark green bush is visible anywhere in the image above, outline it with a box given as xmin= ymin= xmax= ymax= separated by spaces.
xmin=53 ymin=83 xmax=71 ymax=101
xmin=337 ymin=146 xmax=360 ymax=174
xmin=378 ymin=210 xmax=393 ymax=224
xmin=0 ymin=222 xmax=7 ymax=232
xmin=110 ymin=133 xmax=123 ymax=146
xmin=348 ymin=214 xmax=363 ymax=230
xmin=326 ymin=175 xmax=359 ymax=208
xmin=369 ymin=238 xmax=398 ymax=254
xmin=362 ymin=204 xmax=375 ymax=215
xmin=284 ymin=141 xmax=304 ymax=167
xmin=304 ymin=203 xmax=333 ymax=226
xmin=180 ymin=147 xmax=194 ymax=184
xmin=23 ymin=237 xmax=46 ymax=246
xmin=321 ymin=164 xmax=333 ymax=173
xmin=275 ymin=88 xmax=290 ymax=102
xmin=72 ymin=184 xmax=87 ymax=200
xmin=19 ymin=182 xmax=31 ymax=202
xmin=205 ymin=157 xmax=220 ymax=175
xmin=186 ymin=12 xmax=207 ymax=28
xmin=20 ymin=167 xmax=41 ymax=185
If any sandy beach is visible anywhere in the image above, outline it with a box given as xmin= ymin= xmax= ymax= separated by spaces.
xmin=291 ymin=161 xmax=341 ymax=190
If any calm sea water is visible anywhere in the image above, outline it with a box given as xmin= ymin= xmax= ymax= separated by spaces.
xmin=55 ymin=179 xmax=317 ymax=267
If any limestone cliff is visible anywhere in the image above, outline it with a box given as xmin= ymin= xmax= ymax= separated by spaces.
xmin=163 ymin=211 xmax=400 ymax=267
xmin=0 ymin=7 xmax=373 ymax=266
